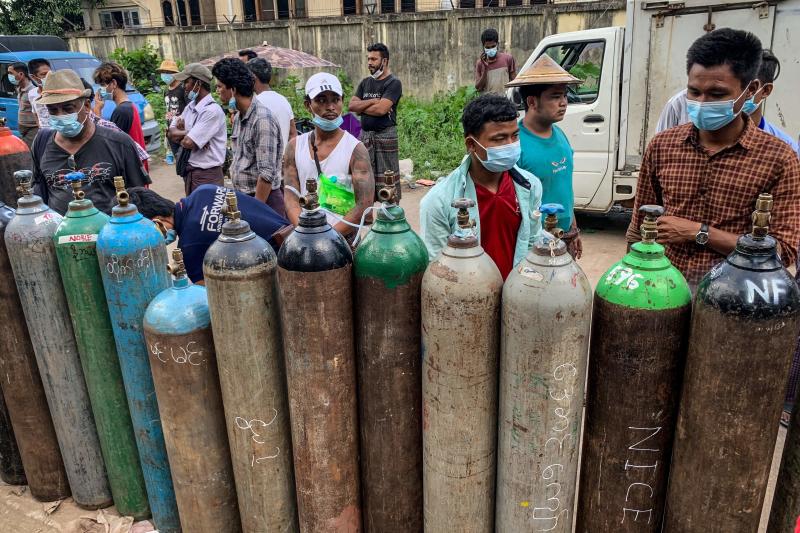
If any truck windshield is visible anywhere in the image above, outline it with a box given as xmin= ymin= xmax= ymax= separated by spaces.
xmin=50 ymin=58 xmax=138 ymax=93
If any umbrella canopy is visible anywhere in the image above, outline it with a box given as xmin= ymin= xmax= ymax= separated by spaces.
xmin=199 ymin=42 xmax=339 ymax=69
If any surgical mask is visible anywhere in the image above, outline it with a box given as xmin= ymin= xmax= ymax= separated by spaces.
xmin=160 ymin=73 xmax=174 ymax=84
xmin=7 ymin=73 xmax=18 ymax=86
xmin=686 ymin=85 xmax=751 ymax=131
xmin=471 ymin=137 xmax=521 ymax=172
xmin=313 ymin=114 xmax=343 ymax=132
xmin=228 ymin=97 xmax=236 ymax=110
xmin=49 ymin=112 xmax=87 ymax=138
xmin=99 ymin=86 xmax=113 ymax=100
xmin=187 ymin=82 xmax=200 ymax=102
xmin=485 ymin=48 xmax=498 ymax=59
xmin=164 ymin=229 xmax=177 ymax=245
xmin=742 ymin=84 xmax=771 ymax=116
xmin=370 ymin=61 xmax=385 ymax=80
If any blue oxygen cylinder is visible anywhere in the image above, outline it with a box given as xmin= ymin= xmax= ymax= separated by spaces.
xmin=96 ymin=176 xmax=179 ymax=533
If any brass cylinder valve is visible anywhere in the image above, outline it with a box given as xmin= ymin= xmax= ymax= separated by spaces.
xmin=66 ymin=172 xmax=86 ymax=200
xmin=14 ymin=170 xmax=33 ymax=198
xmin=540 ymin=203 xmax=565 ymax=240
xmin=377 ymin=170 xmax=398 ymax=204
xmin=640 ymin=205 xmax=664 ymax=244
xmin=114 ymin=176 xmax=129 ymax=207
xmin=751 ymin=193 xmax=772 ymax=240
xmin=299 ymin=177 xmax=320 ymax=210
xmin=167 ymin=248 xmax=187 ymax=278
xmin=223 ymin=190 xmax=241 ymax=222
xmin=452 ymin=198 xmax=476 ymax=231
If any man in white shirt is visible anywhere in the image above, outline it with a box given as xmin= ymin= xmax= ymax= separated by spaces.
xmin=246 ymin=58 xmax=296 ymax=153
xmin=27 ymin=58 xmax=52 ymax=126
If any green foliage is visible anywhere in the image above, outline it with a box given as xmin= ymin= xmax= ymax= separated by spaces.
xmin=0 ymin=0 xmax=95 ymax=36
xmin=110 ymin=43 xmax=161 ymax=95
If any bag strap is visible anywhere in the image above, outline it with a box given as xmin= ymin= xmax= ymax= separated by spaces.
xmin=309 ymin=131 xmax=323 ymax=176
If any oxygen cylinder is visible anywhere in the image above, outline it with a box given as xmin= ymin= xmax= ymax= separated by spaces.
xmin=496 ymin=203 xmax=592 ymax=533
xmin=4 ymin=171 xmax=112 ymax=509
xmin=203 ymin=189 xmax=297 ymax=533
xmin=96 ymin=177 xmax=179 ymax=533
xmin=576 ymin=205 xmax=691 ymax=532
xmin=0 ymin=120 xmax=32 ymax=207
xmin=144 ymin=249 xmax=241 ymax=532
xmin=0 ymin=392 xmax=25 ymax=485
xmin=0 ymin=196 xmax=68 ymax=500
xmin=665 ymin=194 xmax=800 ymax=531
xmin=354 ymin=171 xmax=427 ymax=532
xmin=277 ymin=178 xmax=361 ymax=532
xmin=422 ymin=198 xmax=503 ymax=533
xmin=54 ymin=172 xmax=150 ymax=518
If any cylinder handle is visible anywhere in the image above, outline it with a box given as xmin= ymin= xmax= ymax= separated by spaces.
xmin=66 ymin=171 xmax=86 ymax=200
xmin=167 ymin=248 xmax=187 ymax=279
xmin=14 ymin=170 xmax=33 ymax=198
xmin=223 ymin=190 xmax=240 ymax=222
xmin=640 ymin=204 xmax=664 ymax=243
xmin=299 ymin=177 xmax=320 ymax=210
xmin=540 ymin=202 xmax=565 ymax=239
xmin=113 ymin=176 xmax=129 ymax=207
xmin=751 ymin=193 xmax=772 ymax=240
xmin=451 ymin=198 xmax=476 ymax=231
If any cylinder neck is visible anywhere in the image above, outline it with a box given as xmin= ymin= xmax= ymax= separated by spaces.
xmin=66 ymin=199 xmax=98 ymax=216
xmin=297 ymin=208 xmax=328 ymax=229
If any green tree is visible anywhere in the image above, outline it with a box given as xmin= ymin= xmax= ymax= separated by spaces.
xmin=111 ymin=43 xmax=161 ymax=95
xmin=0 ymin=0 xmax=99 ymax=36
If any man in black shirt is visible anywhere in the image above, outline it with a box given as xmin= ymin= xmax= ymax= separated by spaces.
xmin=349 ymin=42 xmax=403 ymax=183
xmin=31 ymin=69 xmax=150 ymax=215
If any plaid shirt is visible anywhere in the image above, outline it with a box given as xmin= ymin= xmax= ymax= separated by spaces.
xmin=92 ymin=113 xmax=150 ymax=163
xmin=626 ymin=119 xmax=800 ymax=284
xmin=230 ymin=98 xmax=283 ymax=194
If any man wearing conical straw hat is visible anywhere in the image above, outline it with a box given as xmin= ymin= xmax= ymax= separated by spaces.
xmin=508 ymin=54 xmax=584 ymax=258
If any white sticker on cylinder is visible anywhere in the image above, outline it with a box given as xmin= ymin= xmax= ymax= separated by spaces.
xmin=58 ymin=234 xmax=98 ymax=244
xmin=34 ymin=212 xmax=57 ymax=225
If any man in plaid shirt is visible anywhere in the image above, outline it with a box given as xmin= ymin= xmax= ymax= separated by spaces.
xmin=211 ymin=58 xmax=285 ymax=217
xmin=627 ymin=28 xmax=800 ymax=286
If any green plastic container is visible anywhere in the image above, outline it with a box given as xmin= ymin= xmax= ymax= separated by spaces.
xmin=53 ymin=173 xmax=150 ymax=519
xmin=319 ymin=173 xmax=355 ymax=216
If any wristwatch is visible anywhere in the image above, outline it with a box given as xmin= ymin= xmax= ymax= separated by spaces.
xmin=695 ymin=223 xmax=710 ymax=246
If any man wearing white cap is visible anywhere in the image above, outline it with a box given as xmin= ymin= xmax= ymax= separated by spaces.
xmin=30 ymin=68 xmax=150 ymax=215
xmin=283 ymin=72 xmax=375 ymax=241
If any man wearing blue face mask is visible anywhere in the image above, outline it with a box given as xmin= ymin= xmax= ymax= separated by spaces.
xmin=30 ymin=69 xmax=150 ymax=215
xmin=475 ymin=28 xmax=516 ymax=96
xmin=420 ymin=94 xmax=543 ymax=280
xmin=283 ymin=72 xmax=375 ymax=241
xmin=627 ymin=28 xmax=800 ymax=288
xmin=7 ymin=62 xmax=39 ymax=147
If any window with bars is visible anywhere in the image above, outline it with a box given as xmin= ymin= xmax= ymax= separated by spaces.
xmin=100 ymin=9 xmax=141 ymax=29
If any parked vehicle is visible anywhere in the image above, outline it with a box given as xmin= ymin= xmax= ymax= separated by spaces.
xmin=0 ymin=36 xmax=160 ymax=152
xmin=511 ymin=0 xmax=800 ymax=213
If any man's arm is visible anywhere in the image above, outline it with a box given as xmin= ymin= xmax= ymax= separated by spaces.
xmin=168 ymin=114 xmax=187 ymax=144
xmin=288 ymin=119 xmax=298 ymax=143
xmin=475 ymin=57 xmax=488 ymax=92
xmin=508 ymin=54 xmax=517 ymax=81
xmin=253 ymin=114 xmax=282 ymax=202
xmin=282 ymin=139 xmax=301 ymax=227
xmin=364 ymin=78 xmax=401 ymax=117
xmin=336 ymin=143 xmax=375 ymax=237
xmin=184 ymin=106 xmax=224 ymax=151
xmin=766 ymin=150 xmax=800 ymax=267
xmin=348 ymin=95 xmax=373 ymax=114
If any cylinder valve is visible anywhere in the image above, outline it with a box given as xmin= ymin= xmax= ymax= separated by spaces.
xmin=299 ymin=178 xmax=320 ymax=211
xmin=751 ymin=193 xmax=772 ymax=240
xmin=66 ymin=172 xmax=86 ymax=200
xmin=540 ymin=203 xmax=565 ymax=239
xmin=14 ymin=170 xmax=33 ymax=198
xmin=223 ymin=190 xmax=241 ymax=223
xmin=453 ymin=198 xmax=476 ymax=231
xmin=377 ymin=170 xmax=398 ymax=204
xmin=168 ymin=248 xmax=187 ymax=279
xmin=114 ymin=176 xmax=129 ymax=207
xmin=640 ymin=205 xmax=664 ymax=243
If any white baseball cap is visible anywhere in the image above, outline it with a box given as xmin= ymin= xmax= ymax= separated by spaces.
xmin=305 ymin=72 xmax=343 ymax=99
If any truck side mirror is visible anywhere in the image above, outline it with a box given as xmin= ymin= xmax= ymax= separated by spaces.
xmin=510 ymin=88 xmax=524 ymax=111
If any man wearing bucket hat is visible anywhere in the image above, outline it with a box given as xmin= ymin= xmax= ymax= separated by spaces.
xmin=508 ymin=54 xmax=583 ymax=259
xmin=167 ymin=62 xmax=227 ymax=194
xmin=283 ymin=72 xmax=374 ymax=241
xmin=30 ymin=69 xmax=150 ymax=215
xmin=157 ymin=59 xmax=187 ymax=159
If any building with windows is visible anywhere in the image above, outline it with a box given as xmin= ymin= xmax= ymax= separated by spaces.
xmin=80 ymin=0 xmax=547 ymax=28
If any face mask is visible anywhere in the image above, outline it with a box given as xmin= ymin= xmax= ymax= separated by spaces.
xmin=228 ymin=97 xmax=236 ymax=110
xmin=370 ymin=61 xmax=385 ymax=80
xmin=7 ymin=73 xmax=18 ymax=86
xmin=313 ymin=114 xmax=343 ymax=132
xmin=164 ymin=229 xmax=177 ymax=245
xmin=99 ymin=86 xmax=113 ymax=101
xmin=485 ymin=48 xmax=498 ymax=59
xmin=187 ymin=82 xmax=200 ymax=102
xmin=742 ymin=84 xmax=771 ymax=116
xmin=471 ymin=137 xmax=521 ymax=173
xmin=161 ymin=73 xmax=174 ymax=84
xmin=49 ymin=112 xmax=87 ymax=138
xmin=686 ymin=84 xmax=751 ymax=131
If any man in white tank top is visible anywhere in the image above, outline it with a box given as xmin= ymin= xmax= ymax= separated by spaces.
xmin=283 ymin=72 xmax=375 ymax=240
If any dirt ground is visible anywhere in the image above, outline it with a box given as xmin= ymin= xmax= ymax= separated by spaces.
xmin=0 ymin=159 xmax=786 ymax=531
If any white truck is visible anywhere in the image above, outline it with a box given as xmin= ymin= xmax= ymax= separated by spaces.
xmin=510 ymin=0 xmax=800 ymax=213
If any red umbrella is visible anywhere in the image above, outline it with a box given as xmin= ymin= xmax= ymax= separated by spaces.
xmin=199 ymin=42 xmax=338 ymax=69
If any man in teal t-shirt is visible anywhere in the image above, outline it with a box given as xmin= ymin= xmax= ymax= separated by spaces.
xmin=509 ymin=55 xmax=583 ymax=258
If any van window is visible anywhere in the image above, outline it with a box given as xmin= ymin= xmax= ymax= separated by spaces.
xmin=49 ymin=58 xmax=138 ymax=93
xmin=0 ymin=63 xmax=15 ymax=99
xmin=541 ymin=40 xmax=605 ymax=105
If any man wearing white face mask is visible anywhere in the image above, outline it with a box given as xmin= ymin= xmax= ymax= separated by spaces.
xmin=283 ymin=72 xmax=375 ymax=241
xmin=627 ymin=28 xmax=800 ymax=287
xmin=475 ymin=28 xmax=517 ymax=96
xmin=420 ymin=94 xmax=543 ymax=280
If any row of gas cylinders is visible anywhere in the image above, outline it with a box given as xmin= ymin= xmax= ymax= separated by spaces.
xmin=2 ymin=164 xmax=800 ymax=533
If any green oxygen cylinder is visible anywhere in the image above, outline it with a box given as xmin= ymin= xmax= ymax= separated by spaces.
xmin=53 ymin=172 xmax=150 ymax=519
xmin=354 ymin=172 xmax=428 ymax=532
xmin=576 ymin=205 xmax=692 ymax=532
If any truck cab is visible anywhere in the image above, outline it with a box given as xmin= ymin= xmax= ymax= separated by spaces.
xmin=0 ymin=37 xmax=160 ymax=153
xmin=512 ymin=0 xmax=800 ymax=213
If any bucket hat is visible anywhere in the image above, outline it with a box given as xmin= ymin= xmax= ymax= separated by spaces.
xmin=35 ymin=69 xmax=91 ymax=106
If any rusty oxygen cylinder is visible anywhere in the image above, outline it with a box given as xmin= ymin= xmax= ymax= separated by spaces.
xmin=576 ymin=205 xmax=691 ymax=532
xmin=354 ymin=171 xmax=428 ymax=532
xmin=0 ymin=186 xmax=68 ymax=500
xmin=0 ymin=118 xmax=32 ymax=207
xmin=144 ymin=249 xmax=241 ymax=532
xmin=422 ymin=198 xmax=503 ymax=533
xmin=0 ymin=392 xmax=24 ymax=485
xmin=663 ymin=194 xmax=800 ymax=531
xmin=4 ymin=171 xmax=112 ymax=509
xmin=277 ymin=177 xmax=361 ymax=532
xmin=496 ymin=203 xmax=592 ymax=533
xmin=203 ymin=188 xmax=297 ymax=532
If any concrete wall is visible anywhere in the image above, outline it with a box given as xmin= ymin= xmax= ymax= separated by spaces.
xmin=68 ymin=1 xmax=625 ymax=99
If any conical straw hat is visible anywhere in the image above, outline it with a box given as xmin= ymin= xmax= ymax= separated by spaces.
xmin=506 ymin=54 xmax=582 ymax=88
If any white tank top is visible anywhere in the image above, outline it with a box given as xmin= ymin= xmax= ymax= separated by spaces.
xmin=295 ymin=131 xmax=360 ymax=227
